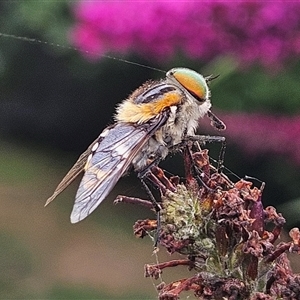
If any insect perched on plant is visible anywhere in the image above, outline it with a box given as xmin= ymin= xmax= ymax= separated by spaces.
xmin=45 ymin=67 xmax=226 ymax=223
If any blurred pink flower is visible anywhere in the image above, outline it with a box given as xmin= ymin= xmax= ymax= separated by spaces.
xmin=203 ymin=113 xmax=300 ymax=164
xmin=69 ymin=1 xmax=300 ymax=67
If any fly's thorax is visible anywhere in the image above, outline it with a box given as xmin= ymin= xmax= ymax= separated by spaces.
xmin=155 ymin=96 xmax=210 ymax=148
xmin=131 ymin=98 xmax=210 ymax=172
xmin=132 ymin=81 xmax=178 ymax=104
xmin=116 ymin=68 xmax=213 ymax=172
xmin=115 ymin=81 xmax=184 ymax=124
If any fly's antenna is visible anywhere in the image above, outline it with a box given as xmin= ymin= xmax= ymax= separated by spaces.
xmin=205 ymin=74 xmax=220 ymax=82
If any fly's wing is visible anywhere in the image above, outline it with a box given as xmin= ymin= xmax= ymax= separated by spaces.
xmin=71 ymin=112 xmax=170 ymax=223
xmin=70 ymin=124 xmax=145 ymax=223
xmin=45 ymin=136 xmax=100 ymax=206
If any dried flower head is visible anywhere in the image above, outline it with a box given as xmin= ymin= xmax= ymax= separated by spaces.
xmin=116 ymin=145 xmax=300 ymax=299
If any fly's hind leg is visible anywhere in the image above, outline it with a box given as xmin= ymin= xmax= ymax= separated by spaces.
xmin=138 ymin=176 xmax=161 ymax=247
xmin=138 ymin=163 xmax=177 ymax=247
xmin=138 ymin=163 xmax=176 ymax=213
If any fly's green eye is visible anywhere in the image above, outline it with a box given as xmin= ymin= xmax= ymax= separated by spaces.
xmin=167 ymin=68 xmax=209 ymax=101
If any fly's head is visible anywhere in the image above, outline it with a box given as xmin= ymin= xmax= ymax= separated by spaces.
xmin=166 ymin=67 xmax=212 ymax=118
xmin=166 ymin=67 xmax=226 ymax=131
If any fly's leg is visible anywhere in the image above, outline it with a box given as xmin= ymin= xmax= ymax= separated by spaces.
xmin=169 ymin=134 xmax=226 ymax=176
xmin=173 ymin=134 xmax=226 ymax=190
xmin=140 ymin=178 xmax=161 ymax=247
xmin=150 ymin=166 xmax=177 ymax=192
xmin=138 ymin=162 xmax=178 ymax=212
xmin=186 ymin=135 xmax=226 ymax=173
xmin=114 ymin=195 xmax=154 ymax=209
xmin=140 ymin=177 xmax=162 ymax=214
xmin=138 ymin=165 xmax=177 ymax=247
xmin=184 ymin=143 xmax=214 ymax=191
xmin=217 ymin=139 xmax=226 ymax=173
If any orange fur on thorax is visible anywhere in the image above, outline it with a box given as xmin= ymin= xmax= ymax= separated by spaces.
xmin=116 ymin=92 xmax=182 ymax=124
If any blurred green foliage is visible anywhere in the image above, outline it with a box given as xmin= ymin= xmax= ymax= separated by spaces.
xmin=46 ymin=285 xmax=151 ymax=300
xmin=0 ymin=233 xmax=32 ymax=298
xmin=212 ymin=61 xmax=300 ymax=114
xmin=0 ymin=2 xmax=71 ymax=46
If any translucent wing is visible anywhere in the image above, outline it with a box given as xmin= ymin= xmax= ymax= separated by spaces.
xmin=70 ymin=123 xmax=152 ymax=223
xmin=72 ymin=111 xmax=171 ymax=223
xmin=46 ymin=109 xmax=169 ymax=223
xmin=45 ymin=136 xmax=99 ymax=206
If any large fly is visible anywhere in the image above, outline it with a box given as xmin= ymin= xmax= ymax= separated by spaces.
xmin=45 ymin=68 xmax=226 ymax=223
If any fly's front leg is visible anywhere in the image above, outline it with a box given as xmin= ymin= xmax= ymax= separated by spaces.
xmin=187 ymin=135 xmax=226 ymax=173
xmin=187 ymin=134 xmax=225 ymax=144
xmin=217 ymin=139 xmax=226 ymax=173
xmin=184 ymin=145 xmax=214 ymax=191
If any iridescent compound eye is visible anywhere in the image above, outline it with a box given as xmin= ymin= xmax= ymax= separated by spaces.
xmin=166 ymin=68 xmax=209 ymax=102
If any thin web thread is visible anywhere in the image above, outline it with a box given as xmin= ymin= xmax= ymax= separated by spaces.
xmin=0 ymin=32 xmax=166 ymax=74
